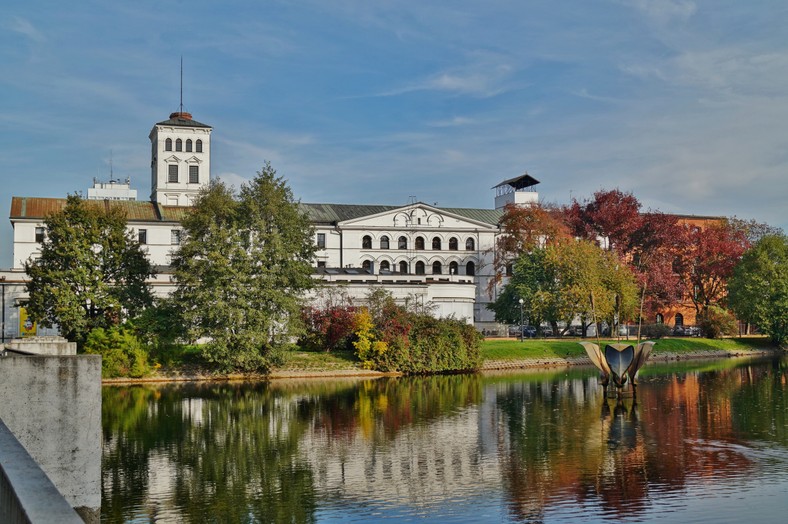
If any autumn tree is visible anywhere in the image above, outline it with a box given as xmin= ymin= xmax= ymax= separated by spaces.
xmin=672 ymin=221 xmax=749 ymax=313
xmin=489 ymin=202 xmax=570 ymax=292
xmin=728 ymin=234 xmax=788 ymax=345
xmin=489 ymin=240 xmax=638 ymax=336
xmin=172 ymin=164 xmax=316 ymax=372
xmin=24 ymin=195 xmax=154 ymax=344
xmin=565 ymin=188 xmax=641 ymax=254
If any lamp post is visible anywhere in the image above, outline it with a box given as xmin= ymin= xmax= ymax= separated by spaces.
xmin=518 ymin=298 xmax=524 ymax=342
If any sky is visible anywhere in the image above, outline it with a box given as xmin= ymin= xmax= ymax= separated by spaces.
xmin=2 ymin=0 xmax=787 ymax=267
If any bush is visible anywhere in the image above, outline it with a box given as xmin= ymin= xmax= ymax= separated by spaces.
xmin=698 ymin=306 xmax=738 ymax=338
xmin=299 ymin=305 xmax=358 ymax=352
xmin=83 ymin=325 xmax=153 ymax=378
xmin=641 ymin=323 xmax=672 ymax=339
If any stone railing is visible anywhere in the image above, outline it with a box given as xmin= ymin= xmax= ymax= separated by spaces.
xmin=0 ymin=419 xmax=84 ymax=523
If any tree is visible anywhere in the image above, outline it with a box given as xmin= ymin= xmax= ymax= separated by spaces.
xmin=24 ymin=195 xmax=154 ymax=344
xmin=489 ymin=240 xmax=638 ymax=336
xmin=172 ymin=163 xmax=317 ymax=372
xmin=728 ymin=234 xmax=788 ymax=345
xmin=672 ymin=221 xmax=749 ymax=313
xmin=489 ymin=202 xmax=570 ymax=292
xmin=565 ymin=188 xmax=641 ymax=254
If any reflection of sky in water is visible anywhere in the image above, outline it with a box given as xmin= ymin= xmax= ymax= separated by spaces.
xmin=102 ymin=357 xmax=788 ymax=523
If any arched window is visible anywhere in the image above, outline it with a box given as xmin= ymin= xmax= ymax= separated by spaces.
xmin=176 ymin=138 xmax=183 ymax=152
xmin=165 ymin=138 xmax=172 ymax=151
xmin=362 ymin=260 xmax=373 ymax=273
xmin=656 ymin=313 xmax=664 ymax=324
xmin=196 ymin=139 xmax=203 ymax=153
xmin=449 ymin=261 xmax=459 ymax=275
xmin=466 ymin=238 xmax=475 ymax=251
xmin=186 ymin=139 xmax=193 ymax=152
xmin=362 ymin=235 xmax=372 ymax=249
xmin=432 ymin=237 xmax=442 ymax=250
xmin=466 ymin=261 xmax=475 ymax=276
xmin=449 ymin=237 xmax=458 ymax=250
xmin=415 ymin=236 xmax=425 ymax=250
xmin=380 ymin=260 xmax=390 ymax=272
xmin=398 ymin=236 xmax=407 ymax=250
xmin=399 ymin=261 xmax=408 ymax=274
xmin=415 ymin=261 xmax=425 ymax=275
xmin=380 ymin=236 xmax=390 ymax=249
xmin=432 ymin=261 xmax=442 ymax=274
xmin=674 ymin=313 xmax=684 ymax=326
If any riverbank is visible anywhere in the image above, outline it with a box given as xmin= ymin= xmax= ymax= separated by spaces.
xmin=101 ymin=336 xmax=783 ymax=384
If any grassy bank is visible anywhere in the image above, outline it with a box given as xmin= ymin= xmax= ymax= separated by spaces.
xmin=480 ymin=336 xmax=775 ymax=361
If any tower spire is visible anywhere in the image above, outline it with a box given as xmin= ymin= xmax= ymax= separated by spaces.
xmin=179 ymin=56 xmax=183 ymax=114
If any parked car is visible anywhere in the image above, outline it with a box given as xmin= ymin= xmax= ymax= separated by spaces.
xmin=522 ymin=325 xmax=537 ymax=338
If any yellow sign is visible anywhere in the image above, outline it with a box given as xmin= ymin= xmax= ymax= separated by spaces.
xmin=19 ymin=307 xmax=37 ymax=337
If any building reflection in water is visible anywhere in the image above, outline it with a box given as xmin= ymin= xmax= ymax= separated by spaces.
xmin=100 ymin=358 xmax=786 ymax=522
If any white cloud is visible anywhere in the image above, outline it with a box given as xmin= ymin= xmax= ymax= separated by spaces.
xmin=622 ymin=0 xmax=697 ymax=25
xmin=8 ymin=16 xmax=45 ymax=43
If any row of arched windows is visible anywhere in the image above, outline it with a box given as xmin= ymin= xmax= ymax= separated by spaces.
xmin=164 ymin=138 xmax=203 ymax=153
xmin=362 ymin=235 xmax=475 ymax=251
xmin=655 ymin=313 xmax=683 ymax=325
xmin=361 ymin=260 xmax=476 ymax=276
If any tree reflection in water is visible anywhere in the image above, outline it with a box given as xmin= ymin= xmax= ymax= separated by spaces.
xmin=101 ymin=357 xmax=788 ymax=523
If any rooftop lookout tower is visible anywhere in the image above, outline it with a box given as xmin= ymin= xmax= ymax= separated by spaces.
xmin=493 ymin=173 xmax=540 ymax=210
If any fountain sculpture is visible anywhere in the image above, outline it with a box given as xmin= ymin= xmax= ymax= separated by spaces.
xmin=580 ymin=341 xmax=654 ymax=397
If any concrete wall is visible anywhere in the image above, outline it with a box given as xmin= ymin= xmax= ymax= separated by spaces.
xmin=0 ymin=354 xmax=102 ymax=517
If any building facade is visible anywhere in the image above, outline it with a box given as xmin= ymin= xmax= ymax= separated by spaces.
xmin=2 ymin=110 xmax=544 ymax=339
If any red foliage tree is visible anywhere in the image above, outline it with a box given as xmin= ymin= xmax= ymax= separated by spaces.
xmin=672 ymin=221 xmax=750 ymax=313
xmin=566 ymin=189 xmax=642 ymax=254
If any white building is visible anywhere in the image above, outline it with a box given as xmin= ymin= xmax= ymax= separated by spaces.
xmin=2 ymin=109 xmax=540 ymax=339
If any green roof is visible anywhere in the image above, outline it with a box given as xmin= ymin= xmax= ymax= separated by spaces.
xmin=299 ymin=202 xmax=502 ymax=226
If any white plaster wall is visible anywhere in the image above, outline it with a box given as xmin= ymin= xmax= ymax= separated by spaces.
xmin=150 ymin=124 xmax=211 ymax=205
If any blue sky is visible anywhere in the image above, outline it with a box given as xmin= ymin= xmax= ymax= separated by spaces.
xmin=2 ymin=1 xmax=787 ymax=267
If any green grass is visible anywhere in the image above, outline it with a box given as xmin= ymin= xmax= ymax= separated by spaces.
xmin=480 ymin=336 xmax=774 ymax=361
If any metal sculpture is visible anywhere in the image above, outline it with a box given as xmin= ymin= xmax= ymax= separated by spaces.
xmin=580 ymin=341 xmax=654 ymax=397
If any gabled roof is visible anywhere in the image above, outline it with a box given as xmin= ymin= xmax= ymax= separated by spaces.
xmin=300 ymin=202 xmax=503 ymax=226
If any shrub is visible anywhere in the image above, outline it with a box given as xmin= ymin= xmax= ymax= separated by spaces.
xmin=299 ymin=305 xmax=358 ymax=352
xmin=83 ymin=325 xmax=153 ymax=378
xmin=640 ymin=323 xmax=672 ymax=339
xmin=698 ymin=306 xmax=738 ymax=338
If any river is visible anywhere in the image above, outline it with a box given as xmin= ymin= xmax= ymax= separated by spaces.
xmin=101 ymin=356 xmax=788 ymax=522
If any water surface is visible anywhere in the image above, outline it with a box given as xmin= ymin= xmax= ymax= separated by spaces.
xmin=101 ymin=356 xmax=788 ymax=522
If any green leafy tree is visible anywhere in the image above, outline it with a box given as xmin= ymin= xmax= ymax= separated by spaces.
xmin=172 ymin=163 xmax=317 ymax=372
xmin=489 ymin=240 xmax=638 ymax=336
xmin=24 ymin=195 xmax=154 ymax=344
xmin=728 ymin=234 xmax=788 ymax=345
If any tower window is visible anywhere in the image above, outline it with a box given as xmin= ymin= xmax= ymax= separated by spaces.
xmin=196 ymin=139 xmax=203 ymax=153
xmin=189 ymin=165 xmax=199 ymax=184
xmin=175 ymin=139 xmax=183 ymax=152
xmin=138 ymin=229 xmax=147 ymax=245
xmin=165 ymin=138 xmax=172 ymax=151
xmin=168 ymin=164 xmax=179 ymax=183
xmin=186 ymin=139 xmax=193 ymax=152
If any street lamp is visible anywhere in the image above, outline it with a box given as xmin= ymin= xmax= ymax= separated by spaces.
xmin=518 ymin=298 xmax=524 ymax=342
